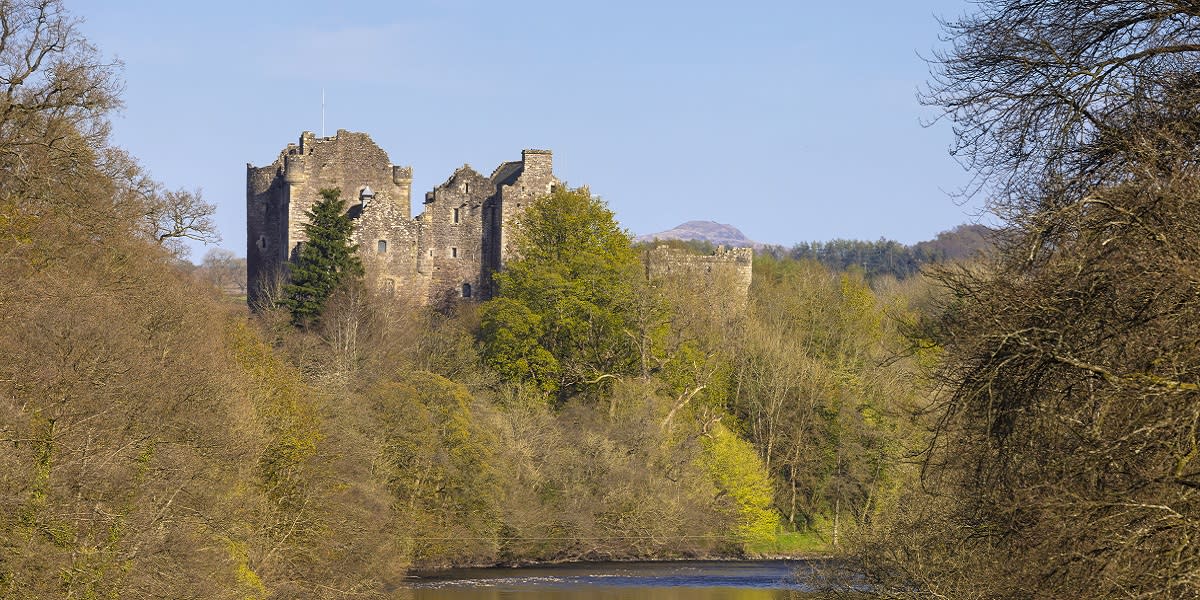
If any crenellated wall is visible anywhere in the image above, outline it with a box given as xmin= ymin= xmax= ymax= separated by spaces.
xmin=643 ymin=245 xmax=755 ymax=302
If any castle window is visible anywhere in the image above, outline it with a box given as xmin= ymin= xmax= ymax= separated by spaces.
xmin=377 ymin=239 xmax=388 ymax=253
xmin=429 ymin=249 xmax=434 ymax=257
xmin=461 ymin=283 xmax=472 ymax=298
xmin=451 ymin=247 xmax=458 ymax=258
xmin=464 ymin=182 xmax=470 ymax=193
xmin=453 ymin=208 xmax=460 ymax=224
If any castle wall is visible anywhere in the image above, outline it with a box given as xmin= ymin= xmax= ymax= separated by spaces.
xmin=419 ymin=166 xmax=496 ymax=303
xmin=282 ymin=130 xmax=411 ymax=252
xmin=246 ymin=130 xmax=416 ymax=306
xmin=644 ymin=245 xmax=754 ymax=303
xmin=356 ymin=183 xmax=424 ymax=305
xmin=496 ymin=149 xmax=556 ymax=267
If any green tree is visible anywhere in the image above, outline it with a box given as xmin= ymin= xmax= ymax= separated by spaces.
xmin=481 ymin=186 xmax=645 ymax=397
xmin=283 ymin=188 xmax=364 ymax=327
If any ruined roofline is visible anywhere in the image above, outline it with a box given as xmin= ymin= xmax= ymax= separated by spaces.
xmin=248 ymin=129 xmax=387 ymax=170
xmin=433 ymin=164 xmax=486 ymax=190
xmin=489 ymin=160 xmax=523 ymax=183
xmin=651 ymin=242 xmax=756 ymax=253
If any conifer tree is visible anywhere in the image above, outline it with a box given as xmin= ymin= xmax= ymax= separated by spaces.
xmin=284 ymin=188 xmax=364 ymax=327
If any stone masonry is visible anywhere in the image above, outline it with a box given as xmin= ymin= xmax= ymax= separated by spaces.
xmin=247 ymin=130 xmax=751 ymax=308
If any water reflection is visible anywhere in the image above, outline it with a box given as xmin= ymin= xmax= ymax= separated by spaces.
xmin=402 ymin=588 xmax=816 ymax=600
xmin=398 ymin=560 xmax=844 ymax=599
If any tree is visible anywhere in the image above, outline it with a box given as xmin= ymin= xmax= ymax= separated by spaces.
xmin=146 ymin=187 xmax=219 ymax=255
xmin=857 ymin=3 xmax=1200 ymax=598
xmin=924 ymin=1 xmax=1200 ymax=216
xmin=283 ymin=188 xmax=363 ymax=327
xmin=480 ymin=186 xmax=646 ymax=397
xmin=198 ymin=247 xmax=246 ymax=294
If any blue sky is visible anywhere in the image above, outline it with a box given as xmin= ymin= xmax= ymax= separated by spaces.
xmin=73 ymin=0 xmax=980 ymax=259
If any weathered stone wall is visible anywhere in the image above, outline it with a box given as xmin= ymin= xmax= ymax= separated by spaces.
xmin=246 ymin=162 xmax=286 ymax=308
xmin=497 ymin=149 xmax=556 ymax=266
xmin=248 ymin=131 xmax=757 ymax=311
xmin=644 ymin=245 xmax=754 ymax=303
xmin=421 ymin=166 xmax=496 ymax=303
xmin=356 ymin=168 xmax=424 ymax=304
xmin=247 ymin=131 xmax=562 ymax=307
xmin=246 ymin=130 xmax=416 ymax=306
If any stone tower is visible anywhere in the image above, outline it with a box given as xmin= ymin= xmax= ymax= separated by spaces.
xmin=246 ymin=130 xmax=558 ymax=307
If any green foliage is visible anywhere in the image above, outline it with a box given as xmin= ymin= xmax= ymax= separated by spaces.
xmin=730 ymin=255 xmax=921 ymax=539
xmin=366 ymin=372 xmax=500 ymax=565
xmin=482 ymin=187 xmax=645 ymax=397
xmin=478 ymin=298 xmax=560 ymax=392
xmin=283 ymin=188 xmax=364 ymax=327
xmin=700 ymin=423 xmax=782 ymax=550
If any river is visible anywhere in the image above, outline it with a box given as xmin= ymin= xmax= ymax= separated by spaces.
xmin=400 ymin=560 xmax=858 ymax=599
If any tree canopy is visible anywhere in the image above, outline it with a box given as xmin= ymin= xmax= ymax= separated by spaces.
xmin=480 ymin=186 xmax=645 ymax=397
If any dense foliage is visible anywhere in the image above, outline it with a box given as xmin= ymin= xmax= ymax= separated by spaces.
xmin=849 ymin=2 xmax=1200 ymax=598
xmin=481 ymin=187 xmax=646 ymax=397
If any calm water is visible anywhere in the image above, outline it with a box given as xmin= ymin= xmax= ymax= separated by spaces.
xmin=399 ymin=560 xmax=852 ymax=599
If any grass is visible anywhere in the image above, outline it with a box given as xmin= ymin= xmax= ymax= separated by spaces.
xmin=747 ymin=526 xmax=831 ymax=557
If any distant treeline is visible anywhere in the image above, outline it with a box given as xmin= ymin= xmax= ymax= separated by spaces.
xmin=760 ymin=224 xmax=993 ymax=279
xmin=638 ymin=224 xmax=993 ymax=280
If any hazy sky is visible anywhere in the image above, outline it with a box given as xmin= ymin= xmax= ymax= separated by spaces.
xmin=73 ymin=0 xmax=981 ymax=259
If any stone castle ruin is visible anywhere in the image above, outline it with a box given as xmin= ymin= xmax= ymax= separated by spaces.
xmin=247 ymin=130 xmax=751 ymax=307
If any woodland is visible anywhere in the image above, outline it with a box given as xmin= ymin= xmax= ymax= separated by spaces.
xmin=2 ymin=1 xmax=1198 ymax=599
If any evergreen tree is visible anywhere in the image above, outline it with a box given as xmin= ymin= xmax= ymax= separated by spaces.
xmin=284 ymin=188 xmax=364 ymax=327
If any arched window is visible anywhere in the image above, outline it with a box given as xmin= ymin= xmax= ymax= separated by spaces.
xmin=461 ymin=283 xmax=472 ymax=298
xmin=377 ymin=239 xmax=388 ymax=253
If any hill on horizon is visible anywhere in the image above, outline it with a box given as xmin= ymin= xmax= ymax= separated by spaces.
xmin=634 ymin=220 xmax=759 ymax=248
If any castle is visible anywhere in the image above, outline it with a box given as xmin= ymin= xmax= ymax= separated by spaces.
xmin=247 ymin=130 xmax=751 ymax=307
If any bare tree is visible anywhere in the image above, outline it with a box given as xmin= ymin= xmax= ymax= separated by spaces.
xmin=0 ymin=0 xmax=121 ymax=185
xmin=198 ymin=247 xmax=245 ymax=294
xmin=926 ymin=1 xmax=1200 ymax=221
xmin=146 ymin=187 xmax=219 ymax=252
xmin=860 ymin=3 xmax=1200 ymax=598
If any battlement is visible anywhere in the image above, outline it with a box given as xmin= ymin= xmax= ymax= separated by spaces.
xmin=644 ymin=244 xmax=754 ymax=303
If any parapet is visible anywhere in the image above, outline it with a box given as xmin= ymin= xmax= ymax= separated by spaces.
xmin=283 ymin=154 xmax=308 ymax=184
xmin=644 ymin=245 xmax=754 ymax=300
xmin=393 ymin=165 xmax=413 ymax=183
